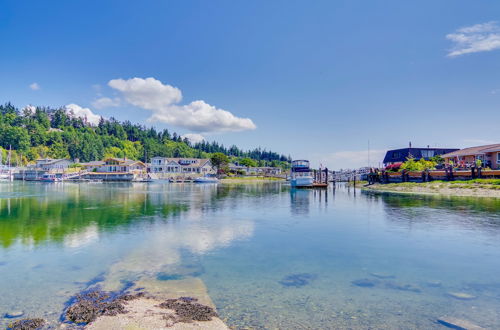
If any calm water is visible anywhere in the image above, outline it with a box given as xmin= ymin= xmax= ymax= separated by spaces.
xmin=1 ymin=182 xmax=500 ymax=329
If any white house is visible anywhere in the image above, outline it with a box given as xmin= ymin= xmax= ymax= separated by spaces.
xmin=80 ymin=158 xmax=146 ymax=173
xmin=228 ymin=163 xmax=282 ymax=176
xmin=150 ymin=157 xmax=214 ymax=175
xmin=36 ymin=158 xmax=73 ymax=171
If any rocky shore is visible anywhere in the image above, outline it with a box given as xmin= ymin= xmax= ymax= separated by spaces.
xmin=6 ymin=277 xmax=228 ymax=330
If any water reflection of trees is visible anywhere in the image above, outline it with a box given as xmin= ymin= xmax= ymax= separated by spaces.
xmin=0 ymin=183 xmax=188 ymax=248
xmin=0 ymin=182 xmax=287 ymax=248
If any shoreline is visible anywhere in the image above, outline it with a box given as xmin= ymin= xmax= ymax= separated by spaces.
xmin=360 ymin=181 xmax=500 ymax=198
xmin=220 ymin=177 xmax=285 ymax=183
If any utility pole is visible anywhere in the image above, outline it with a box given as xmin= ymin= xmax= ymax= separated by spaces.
xmin=368 ymin=140 xmax=370 ymax=168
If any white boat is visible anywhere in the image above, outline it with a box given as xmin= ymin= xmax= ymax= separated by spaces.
xmin=290 ymin=160 xmax=314 ymax=188
xmin=0 ymin=172 xmax=12 ymax=181
xmin=194 ymin=175 xmax=219 ymax=183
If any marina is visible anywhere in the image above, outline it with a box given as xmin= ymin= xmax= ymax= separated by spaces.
xmin=1 ymin=2 xmax=499 ymax=328
xmin=1 ymin=181 xmax=500 ymax=329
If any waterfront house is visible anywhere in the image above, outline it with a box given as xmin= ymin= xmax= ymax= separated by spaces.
xmin=442 ymin=144 xmax=500 ymax=169
xmin=97 ymin=158 xmax=147 ymax=173
xmin=79 ymin=161 xmax=106 ymax=172
xmin=228 ymin=163 xmax=247 ymax=173
xmin=35 ymin=158 xmax=73 ymax=172
xmin=228 ymin=163 xmax=282 ymax=176
xmin=149 ymin=157 xmax=214 ymax=175
xmin=383 ymin=147 xmax=459 ymax=166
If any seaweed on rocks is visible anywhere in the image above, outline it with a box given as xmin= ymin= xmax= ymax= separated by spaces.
xmin=64 ymin=289 xmax=145 ymax=324
xmin=279 ymin=273 xmax=317 ymax=288
xmin=158 ymin=297 xmax=218 ymax=324
xmin=7 ymin=318 xmax=45 ymax=330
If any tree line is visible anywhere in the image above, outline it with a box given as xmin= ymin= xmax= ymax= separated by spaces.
xmin=0 ymin=102 xmax=291 ymax=168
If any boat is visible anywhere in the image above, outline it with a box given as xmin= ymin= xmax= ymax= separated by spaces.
xmin=290 ymin=160 xmax=314 ymax=188
xmin=194 ymin=175 xmax=219 ymax=183
xmin=0 ymin=172 xmax=13 ymax=181
xmin=39 ymin=173 xmax=62 ymax=182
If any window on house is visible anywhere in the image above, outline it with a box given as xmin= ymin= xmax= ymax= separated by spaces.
xmin=392 ymin=152 xmax=400 ymax=159
xmin=497 ymin=153 xmax=500 ymax=164
xmin=421 ymin=150 xmax=435 ymax=158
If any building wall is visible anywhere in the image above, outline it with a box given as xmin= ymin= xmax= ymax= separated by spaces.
xmin=492 ymin=152 xmax=500 ymax=169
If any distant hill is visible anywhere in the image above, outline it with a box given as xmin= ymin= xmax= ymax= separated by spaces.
xmin=0 ymin=102 xmax=290 ymax=168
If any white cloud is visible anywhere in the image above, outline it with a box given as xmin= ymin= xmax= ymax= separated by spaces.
xmin=92 ymin=97 xmax=121 ymax=109
xmin=181 ymin=133 xmax=205 ymax=144
xmin=108 ymin=77 xmax=182 ymax=110
xmin=29 ymin=82 xmax=40 ymax=90
xmin=65 ymin=104 xmax=102 ymax=125
xmin=22 ymin=105 xmax=36 ymax=115
xmin=320 ymin=149 xmax=386 ymax=170
xmin=447 ymin=21 xmax=500 ymax=57
xmin=108 ymin=77 xmax=256 ymax=133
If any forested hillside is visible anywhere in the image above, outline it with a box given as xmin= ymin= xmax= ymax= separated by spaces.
xmin=0 ymin=103 xmax=290 ymax=167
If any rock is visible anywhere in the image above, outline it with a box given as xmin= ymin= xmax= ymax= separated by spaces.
xmin=279 ymin=273 xmax=317 ymax=288
xmin=426 ymin=280 xmax=442 ymax=287
xmin=156 ymin=273 xmax=185 ymax=281
xmin=158 ymin=297 xmax=218 ymax=323
xmin=385 ymin=282 xmax=421 ymax=293
xmin=65 ymin=289 xmax=145 ymax=324
xmin=437 ymin=316 xmax=484 ymax=329
xmin=7 ymin=318 xmax=45 ymax=330
xmin=370 ymin=272 xmax=395 ymax=279
xmin=351 ymin=278 xmax=377 ymax=288
xmin=447 ymin=292 xmax=476 ymax=300
xmin=4 ymin=311 xmax=24 ymax=318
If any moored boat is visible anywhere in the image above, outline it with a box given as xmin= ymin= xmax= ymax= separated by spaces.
xmin=194 ymin=175 xmax=219 ymax=183
xmin=39 ymin=173 xmax=62 ymax=182
xmin=290 ymin=160 xmax=314 ymax=188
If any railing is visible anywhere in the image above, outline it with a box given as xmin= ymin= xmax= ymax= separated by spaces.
xmin=377 ymin=169 xmax=500 ymax=184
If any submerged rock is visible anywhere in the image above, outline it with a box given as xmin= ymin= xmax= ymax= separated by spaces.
xmin=370 ymin=272 xmax=395 ymax=279
xmin=279 ymin=273 xmax=317 ymax=288
xmin=351 ymin=278 xmax=377 ymax=288
xmin=4 ymin=311 xmax=24 ymax=318
xmin=446 ymin=292 xmax=476 ymax=300
xmin=437 ymin=316 xmax=484 ymax=330
xmin=156 ymin=273 xmax=185 ymax=281
xmin=425 ymin=280 xmax=442 ymax=287
xmin=7 ymin=318 xmax=45 ymax=330
xmin=158 ymin=296 xmax=218 ymax=324
xmin=385 ymin=282 xmax=421 ymax=293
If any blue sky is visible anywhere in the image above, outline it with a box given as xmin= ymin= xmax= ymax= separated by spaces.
xmin=1 ymin=0 xmax=500 ymax=169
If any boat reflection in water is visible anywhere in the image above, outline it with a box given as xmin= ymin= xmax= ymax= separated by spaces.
xmin=290 ymin=186 xmax=330 ymax=215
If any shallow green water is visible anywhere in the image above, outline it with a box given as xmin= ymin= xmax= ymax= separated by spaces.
xmin=1 ymin=182 xmax=500 ymax=329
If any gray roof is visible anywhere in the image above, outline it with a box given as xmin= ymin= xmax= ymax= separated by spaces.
xmin=442 ymin=144 xmax=500 ymax=158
